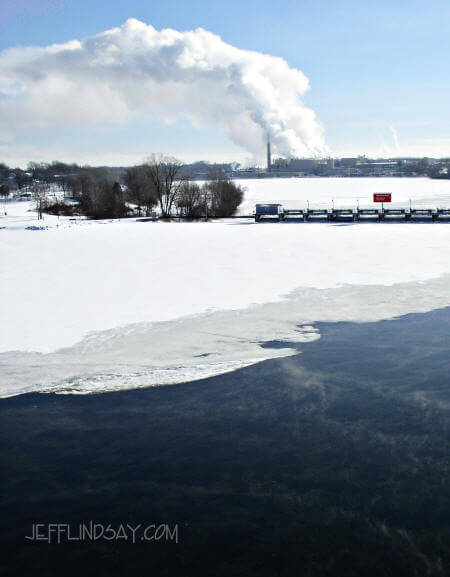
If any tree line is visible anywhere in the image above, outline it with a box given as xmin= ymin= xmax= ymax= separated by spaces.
xmin=0 ymin=156 xmax=244 ymax=219
xmin=125 ymin=156 xmax=243 ymax=219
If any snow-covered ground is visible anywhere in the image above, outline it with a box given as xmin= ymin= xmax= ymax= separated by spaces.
xmin=238 ymin=176 xmax=450 ymax=213
xmin=1 ymin=178 xmax=450 ymax=397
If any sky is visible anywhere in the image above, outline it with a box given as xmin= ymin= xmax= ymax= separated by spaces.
xmin=0 ymin=0 xmax=449 ymax=167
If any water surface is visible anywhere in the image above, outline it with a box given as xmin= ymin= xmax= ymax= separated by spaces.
xmin=1 ymin=307 xmax=449 ymax=576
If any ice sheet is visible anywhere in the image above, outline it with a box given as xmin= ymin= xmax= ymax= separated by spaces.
xmin=1 ymin=178 xmax=450 ymax=397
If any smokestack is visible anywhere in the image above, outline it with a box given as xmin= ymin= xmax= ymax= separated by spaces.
xmin=0 ymin=19 xmax=329 ymax=159
xmin=267 ymin=134 xmax=272 ymax=172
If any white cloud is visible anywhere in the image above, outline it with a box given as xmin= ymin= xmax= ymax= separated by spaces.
xmin=0 ymin=18 xmax=328 ymax=162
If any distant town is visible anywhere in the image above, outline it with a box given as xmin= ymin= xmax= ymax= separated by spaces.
xmin=1 ymin=154 xmax=449 ymax=200
xmin=233 ymin=155 xmax=450 ymax=179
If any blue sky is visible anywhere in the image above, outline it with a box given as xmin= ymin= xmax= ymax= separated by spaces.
xmin=1 ymin=0 xmax=449 ymax=165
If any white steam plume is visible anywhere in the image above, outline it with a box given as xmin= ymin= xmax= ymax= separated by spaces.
xmin=388 ymin=125 xmax=401 ymax=154
xmin=0 ymin=18 xmax=328 ymax=160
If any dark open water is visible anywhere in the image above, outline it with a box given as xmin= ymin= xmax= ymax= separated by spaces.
xmin=1 ymin=307 xmax=449 ymax=576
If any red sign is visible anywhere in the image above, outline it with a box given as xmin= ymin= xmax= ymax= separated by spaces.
xmin=373 ymin=193 xmax=391 ymax=203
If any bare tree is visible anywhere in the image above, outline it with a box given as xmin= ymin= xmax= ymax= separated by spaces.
xmin=30 ymin=181 xmax=45 ymax=219
xmin=124 ymin=165 xmax=157 ymax=216
xmin=67 ymin=167 xmax=110 ymax=200
xmin=55 ymin=174 xmax=71 ymax=198
xmin=203 ymin=171 xmax=244 ymax=217
xmin=176 ymin=181 xmax=204 ymax=219
xmin=0 ymin=183 xmax=9 ymax=216
xmin=0 ymin=184 xmax=9 ymax=198
xmin=143 ymin=154 xmax=184 ymax=217
xmin=79 ymin=180 xmax=128 ymax=219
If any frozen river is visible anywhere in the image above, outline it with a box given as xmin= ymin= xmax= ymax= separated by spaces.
xmin=1 ymin=177 xmax=450 ymax=397
xmin=237 ymin=176 xmax=450 ymax=213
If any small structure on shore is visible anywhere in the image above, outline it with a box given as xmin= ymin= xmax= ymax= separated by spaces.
xmin=255 ymin=204 xmax=285 ymax=221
